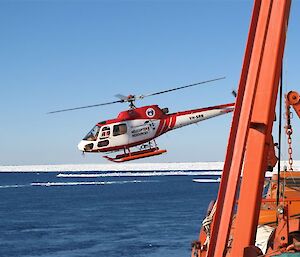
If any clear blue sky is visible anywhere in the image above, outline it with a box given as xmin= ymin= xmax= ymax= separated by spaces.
xmin=1 ymin=1 xmax=299 ymax=165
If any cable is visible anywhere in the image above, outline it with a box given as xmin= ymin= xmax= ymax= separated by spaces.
xmin=276 ymin=66 xmax=283 ymax=206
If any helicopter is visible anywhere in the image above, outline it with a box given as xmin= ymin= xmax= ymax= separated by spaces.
xmin=49 ymin=77 xmax=235 ymax=162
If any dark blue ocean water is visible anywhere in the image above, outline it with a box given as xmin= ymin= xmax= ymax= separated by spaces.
xmin=0 ymin=171 xmax=219 ymax=257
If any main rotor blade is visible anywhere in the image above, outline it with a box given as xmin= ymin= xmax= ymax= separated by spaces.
xmin=115 ymin=94 xmax=128 ymax=101
xmin=47 ymin=100 xmax=124 ymax=114
xmin=140 ymin=77 xmax=226 ymax=98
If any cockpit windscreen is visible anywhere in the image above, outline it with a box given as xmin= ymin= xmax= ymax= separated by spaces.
xmin=83 ymin=125 xmax=100 ymax=141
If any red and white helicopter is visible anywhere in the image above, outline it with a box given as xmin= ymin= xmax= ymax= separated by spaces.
xmin=49 ymin=77 xmax=235 ymax=162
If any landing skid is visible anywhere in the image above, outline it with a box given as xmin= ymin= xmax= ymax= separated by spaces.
xmin=103 ymin=147 xmax=167 ymax=163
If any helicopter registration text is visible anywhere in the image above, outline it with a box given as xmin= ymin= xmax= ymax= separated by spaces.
xmin=189 ymin=114 xmax=204 ymax=120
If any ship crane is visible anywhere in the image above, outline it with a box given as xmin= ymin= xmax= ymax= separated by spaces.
xmin=191 ymin=0 xmax=300 ymax=256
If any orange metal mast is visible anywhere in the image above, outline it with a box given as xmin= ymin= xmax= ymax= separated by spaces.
xmin=206 ymin=0 xmax=291 ymax=256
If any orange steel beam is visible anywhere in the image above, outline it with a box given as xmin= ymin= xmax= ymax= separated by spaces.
xmin=213 ymin=0 xmax=274 ymax=254
xmin=231 ymin=0 xmax=291 ymax=255
xmin=206 ymin=1 xmax=262 ymax=255
xmin=206 ymin=0 xmax=291 ymax=256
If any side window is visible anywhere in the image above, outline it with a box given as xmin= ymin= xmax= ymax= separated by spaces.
xmin=113 ymin=124 xmax=127 ymax=136
xmin=98 ymin=140 xmax=109 ymax=147
xmin=100 ymin=126 xmax=111 ymax=139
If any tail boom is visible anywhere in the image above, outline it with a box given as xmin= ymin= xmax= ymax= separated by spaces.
xmin=157 ymin=103 xmax=234 ymax=136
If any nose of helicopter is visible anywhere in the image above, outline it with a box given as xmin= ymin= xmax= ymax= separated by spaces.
xmin=77 ymin=141 xmax=86 ymax=151
xmin=78 ymin=139 xmax=96 ymax=152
